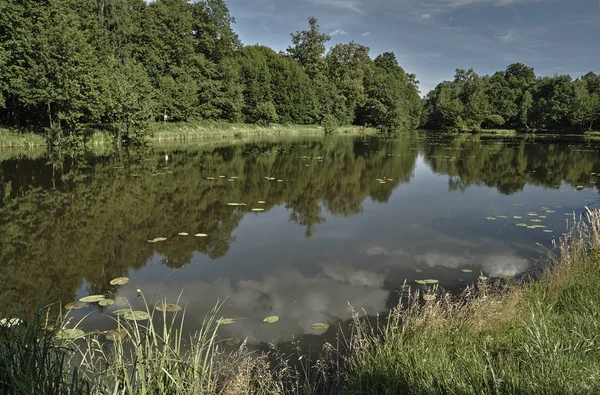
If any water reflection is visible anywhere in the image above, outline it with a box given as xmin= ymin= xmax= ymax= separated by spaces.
xmin=0 ymin=134 xmax=599 ymax=345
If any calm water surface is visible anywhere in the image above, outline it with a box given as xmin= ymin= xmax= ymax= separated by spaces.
xmin=1 ymin=133 xmax=599 ymax=348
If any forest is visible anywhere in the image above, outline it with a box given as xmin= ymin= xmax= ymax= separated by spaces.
xmin=0 ymin=0 xmax=598 ymax=143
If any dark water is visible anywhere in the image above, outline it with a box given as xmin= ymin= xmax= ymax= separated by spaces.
xmin=0 ymin=133 xmax=599 ymax=348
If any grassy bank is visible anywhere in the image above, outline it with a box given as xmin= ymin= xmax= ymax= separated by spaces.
xmin=0 ymin=128 xmax=46 ymax=148
xmin=2 ymin=211 xmax=600 ymax=394
xmin=345 ymin=209 xmax=600 ymax=394
xmin=0 ymin=122 xmax=375 ymax=149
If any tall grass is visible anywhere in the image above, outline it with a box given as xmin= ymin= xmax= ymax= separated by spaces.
xmin=0 ymin=301 xmax=90 ymax=395
xmin=147 ymin=121 xmax=374 ymax=143
xmin=343 ymin=209 xmax=600 ymax=394
xmin=0 ymin=128 xmax=46 ymax=149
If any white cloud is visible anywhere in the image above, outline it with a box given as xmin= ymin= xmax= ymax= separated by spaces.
xmin=362 ymin=31 xmax=372 ymax=36
xmin=330 ymin=29 xmax=349 ymax=36
xmin=306 ymin=0 xmax=364 ymax=13
xmin=128 ymin=264 xmax=389 ymax=345
xmin=498 ymin=29 xmax=518 ymax=42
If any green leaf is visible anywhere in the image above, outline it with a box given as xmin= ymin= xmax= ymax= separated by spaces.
xmin=263 ymin=316 xmax=279 ymax=324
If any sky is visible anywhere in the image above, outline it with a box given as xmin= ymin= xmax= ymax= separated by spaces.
xmin=225 ymin=0 xmax=600 ymax=94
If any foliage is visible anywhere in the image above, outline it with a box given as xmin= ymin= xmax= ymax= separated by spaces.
xmin=0 ymin=3 xmax=423 ymax=141
xmin=424 ymin=64 xmax=600 ymax=132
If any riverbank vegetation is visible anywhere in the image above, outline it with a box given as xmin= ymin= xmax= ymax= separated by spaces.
xmin=0 ymin=0 xmax=420 ymax=145
xmin=4 ymin=1 xmax=598 ymax=148
xmin=2 ymin=209 xmax=600 ymax=394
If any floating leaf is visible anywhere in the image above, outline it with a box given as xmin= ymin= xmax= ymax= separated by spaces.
xmin=539 ymin=215 xmax=547 ymax=219
xmin=543 ymin=230 xmax=553 ymax=233
xmin=312 ymin=323 xmax=329 ymax=330
xmin=258 ymin=201 xmax=266 ymax=204
xmin=178 ymin=232 xmax=189 ymax=236
xmin=530 ymin=219 xmax=542 ymax=223
xmin=123 ymin=311 xmax=150 ymax=321
xmin=415 ymin=268 xmax=423 ymax=273
xmin=56 ymin=328 xmax=85 ymax=340
xmin=513 ymin=216 xmax=522 ymax=219
xmin=478 ymin=276 xmax=489 ymax=281
xmin=485 ymin=217 xmax=496 ymax=221
xmin=113 ymin=309 xmax=131 ymax=316
xmin=79 ymin=295 xmax=106 ymax=303
xmin=263 ymin=316 xmax=280 ymax=324
xmin=98 ymin=299 xmax=115 ymax=307
xmin=194 ymin=233 xmax=208 ymax=237
xmin=226 ymin=338 xmax=241 ymax=346
xmin=497 ymin=216 xmax=508 ymax=219
xmin=423 ymin=294 xmax=437 ymax=301
xmin=516 ymin=223 xmax=528 ymax=227
xmin=414 ymin=280 xmax=427 ymax=285
xmin=105 ymin=329 xmax=127 ymax=342
xmin=545 ymin=210 xmax=555 ymax=213
xmin=576 ymin=186 xmax=584 ymax=190
xmin=527 ymin=213 xmax=538 ymax=217
xmin=64 ymin=302 xmax=87 ymax=310
xmin=251 ymin=208 xmax=265 ymax=212
xmin=216 ymin=318 xmax=236 ymax=325
xmin=156 ymin=303 xmax=182 ymax=313
xmin=110 ymin=277 xmax=129 ymax=286
xmin=227 ymin=203 xmax=246 ymax=206
xmin=424 ymin=279 xmax=439 ymax=284
xmin=461 ymin=269 xmax=473 ymax=273
xmin=148 ymin=237 xmax=167 ymax=244
xmin=0 ymin=318 xmax=23 ymax=328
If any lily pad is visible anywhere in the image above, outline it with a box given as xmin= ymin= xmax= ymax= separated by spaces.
xmin=105 ymin=329 xmax=127 ymax=342
xmin=64 ymin=302 xmax=87 ymax=310
xmin=478 ymin=276 xmax=489 ymax=281
xmin=226 ymin=338 xmax=241 ymax=346
xmin=155 ymin=303 xmax=182 ymax=313
xmin=312 ymin=323 xmax=329 ymax=331
xmin=530 ymin=219 xmax=542 ymax=223
xmin=263 ymin=316 xmax=280 ymax=324
xmin=461 ymin=269 xmax=473 ymax=273
xmin=148 ymin=237 xmax=167 ymax=244
xmin=527 ymin=213 xmax=538 ymax=217
xmin=513 ymin=216 xmax=522 ymax=219
xmin=227 ymin=203 xmax=246 ymax=206
xmin=216 ymin=318 xmax=236 ymax=325
xmin=113 ymin=309 xmax=132 ymax=316
xmin=110 ymin=277 xmax=129 ymax=286
xmin=79 ymin=295 xmax=106 ymax=303
xmin=424 ymin=279 xmax=439 ymax=284
xmin=98 ymin=299 xmax=115 ymax=307
xmin=543 ymin=230 xmax=553 ymax=233
xmin=195 ymin=233 xmax=208 ymax=237
xmin=56 ymin=328 xmax=85 ymax=340
xmin=178 ymin=232 xmax=189 ymax=236
xmin=423 ymin=294 xmax=437 ymax=301
xmin=414 ymin=280 xmax=427 ymax=285
xmin=545 ymin=210 xmax=556 ymax=213
xmin=516 ymin=223 xmax=528 ymax=227
xmin=485 ymin=217 xmax=496 ymax=221
xmin=497 ymin=216 xmax=508 ymax=219
xmin=251 ymin=208 xmax=265 ymax=212
xmin=0 ymin=318 xmax=23 ymax=328
xmin=123 ymin=311 xmax=150 ymax=321
xmin=258 ymin=201 xmax=266 ymax=204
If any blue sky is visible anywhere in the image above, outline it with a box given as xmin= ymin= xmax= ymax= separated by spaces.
xmin=226 ymin=0 xmax=600 ymax=94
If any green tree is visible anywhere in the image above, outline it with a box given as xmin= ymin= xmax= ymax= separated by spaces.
xmin=287 ymin=17 xmax=330 ymax=79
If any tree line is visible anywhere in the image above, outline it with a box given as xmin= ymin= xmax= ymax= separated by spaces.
xmin=0 ymin=0 xmax=421 ymax=143
xmin=0 ymin=0 xmax=597 ymax=142
xmin=423 ymin=64 xmax=600 ymax=132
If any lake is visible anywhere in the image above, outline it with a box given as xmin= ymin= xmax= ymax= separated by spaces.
xmin=0 ymin=133 xmax=599 ymax=349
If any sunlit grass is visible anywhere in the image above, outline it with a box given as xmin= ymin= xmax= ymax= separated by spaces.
xmin=0 ymin=128 xmax=46 ymax=148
